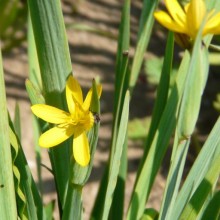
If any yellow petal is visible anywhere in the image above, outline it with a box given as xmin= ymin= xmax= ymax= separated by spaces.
xmin=39 ymin=125 xmax=74 ymax=148
xmin=154 ymin=11 xmax=187 ymax=34
xmin=203 ymin=12 xmax=220 ymax=35
xmin=73 ymin=132 xmax=90 ymax=166
xmin=31 ymin=104 xmax=71 ymax=124
xmin=83 ymin=84 xmax=102 ymax=111
xmin=66 ymin=75 xmax=83 ymax=113
xmin=186 ymin=0 xmax=206 ymax=38
xmin=165 ymin=0 xmax=186 ymax=27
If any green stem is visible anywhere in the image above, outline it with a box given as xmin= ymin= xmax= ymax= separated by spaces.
xmin=62 ymin=183 xmax=83 ymax=220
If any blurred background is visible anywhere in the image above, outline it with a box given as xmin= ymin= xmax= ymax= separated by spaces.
xmin=1 ymin=0 xmax=220 ymax=218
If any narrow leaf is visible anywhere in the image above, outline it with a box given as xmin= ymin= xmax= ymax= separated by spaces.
xmin=14 ymin=102 xmax=21 ymax=140
xmin=28 ymin=0 xmax=72 ymax=208
xmin=102 ymin=91 xmax=130 ymax=220
xmin=0 ymin=44 xmax=17 ymax=220
xmin=126 ymin=50 xmax=191 ymax=220
xmin=169 ymin=116 xmax=220 ymax=219
xmin=179 ymin=153 xmax=220 ymax=219
xmin=9 ymin=118 xmax=44 ymax=220
xmin=200 ymin=191 xmax=220 ymax=220
xmin=129 ymin=0 xmax=159 ymax=90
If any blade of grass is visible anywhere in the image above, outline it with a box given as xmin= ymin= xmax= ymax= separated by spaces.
xmin=159 ymin=25 xmax=209 ymax=220
xmin=0 ymin=45 xmax=17 ymax=219
xmin=127 ymin=49 xmax=190 ymax=220
xmin=110 ymin=137 xmax=127 ymax=219
xmin=200 ymin=191 xmax=220 ymax=220
xmin=169 ymin=116 xmax=220 ymax=219
xmin=142 ymin=32 xmax=174 ymax=159
xmin=11 ymin=105 xmax=28 ymax=219
xmin=91 ymin=51 xmax=129 ymax=220
xmin=28 ymin=14 xmax=42 ymax=91
xmin=129 ymin=0 xmax=159 ymax=90
xmin=9 ymin=118 xmax=45 ymax=220
xmin=101 ymin=91 xmax=130 ymax=220
xmin=26 ymin=79 xmax=46 ymax=196
xmin=179 ymin=152 xmax=220 ymax=220
xmin=110 ymin=0 xmax=130 ymax=218
xmin=28 ymin=0 xmax=72 ymax=210
xmin=14 ymin=102 xmax=21 ymax=140
xmin=28 ymin=14 xmax=44 ymax=195
xmin=91 ymin=0 xmax=130 ymax=218
xmin=126 ymin=32 xmax=174 ymax=219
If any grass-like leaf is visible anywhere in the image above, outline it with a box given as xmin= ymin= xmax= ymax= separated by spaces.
xmin=179 ymin=152 xmax=220 ymax=219
xmin=0 ymin=45 xmax=17 ymax=220
xmin=14 ymin=103 xmax=21 ymax=140
xmin=169 ymin=116 xmax=220 ymax=219
xmin=28 ymin=0 xmax=73 ymax=209
xmin=200 ymin=191 xmax=220 ymax=220
xmin=129 ymin=0 xmax=159 ymax=90
xmin=9 ymin=119 xmax=45 ymax=220
xmin=127 ymin=48 xmax=190 ymax=220
xmin=102 ymin=91 xmax=130 ymax=220
xmin=91 ymin=0 xmax=130 ymax=218
xmin=159 ymin=24 xmax=209 ymax=220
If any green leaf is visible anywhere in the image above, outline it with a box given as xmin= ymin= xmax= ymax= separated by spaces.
xmin=169 ymin=116 xmax=220 ymax=219
xmin=200 ymin=191 xmax=220 ymax=220
xmin=27 ymin=15 xmax=45 ymax=193
xmin=142 ymin=32 xmax=174 ymax=157
xmin=44 ymin=201 xmax=55 ymax=220
xmin=101 ymin=91 xmax=130 ymax=220
xmin=62 ymin=185 xmax=83 ymax=220
xmin=9 ymin=125 xmax=29 ymax=220
xmin=0 ymin=42 xmax=17 ymax=220
xmin=28 ymin=0 xmax=72 ymax=209
xmin=140 ymin=208 xmax=159 ymax=220
xmin=110 ymin=0 xmax=130 ymax=218
xmin=25 ymin=79 xmax=45 ymax=105
xmin=14 ymin=102 xmax=21 ymax=140
xmin=129 ymin=0 xmax=159 ymax=90
xmin=126 ymin=34 xmax=175 ymax=219
xmin=28 ymin=15 xmax=42 ymax=91
xmin=28 ymin=0 xmax=72 ymax=97
xmin=178 ymin=38 xmax=209 ymax=138
xmin=9 ymin=118 xmax=45 ymax=220
xmin=126 ymin=49 xmax=190 ymax=220
xmin=179 ymin=153 xmax=220 ymax=219
xmin=92 ymin=0 xmax=130 ymax=218
xmin=158 ymin=26 xmax=209 ymax=220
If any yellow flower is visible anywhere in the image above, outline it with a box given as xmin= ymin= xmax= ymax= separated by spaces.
xmin=31 ymin=75 xmax=102 ymax=167
xmin=154 ymin=0 xmax=220 ymax=40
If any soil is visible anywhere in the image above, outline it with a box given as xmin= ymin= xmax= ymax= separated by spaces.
xmin=2 ymin=0 xmax=220 ymax=219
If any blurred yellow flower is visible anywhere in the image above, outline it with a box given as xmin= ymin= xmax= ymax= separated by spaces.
xmin=154 ymin=0 xmax=220 ymax=40
xmin=31 ymin=75 xmax=102 ymax=167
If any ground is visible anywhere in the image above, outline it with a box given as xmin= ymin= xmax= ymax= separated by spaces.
xmin=2 ymin=0 xmax=220 ymax=219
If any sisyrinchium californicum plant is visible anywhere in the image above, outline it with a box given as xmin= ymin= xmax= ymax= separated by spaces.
xmin=0 ymin=0 xmax=219 ymax=219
